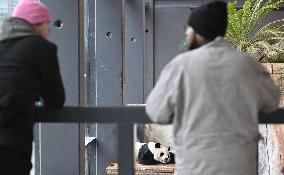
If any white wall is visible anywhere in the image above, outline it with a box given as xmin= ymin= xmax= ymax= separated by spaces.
xmin=0 ymin=0 xmax=8 ymax=8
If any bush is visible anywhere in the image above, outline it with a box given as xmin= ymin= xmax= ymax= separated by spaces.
xmin=225 ymin=0 xmax=284 ymax=63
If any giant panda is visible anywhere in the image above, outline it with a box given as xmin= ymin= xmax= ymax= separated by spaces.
xmin=135 ymin=142 xmax=175 ymax=165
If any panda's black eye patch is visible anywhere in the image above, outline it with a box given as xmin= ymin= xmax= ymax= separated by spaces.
xmin=168 ymin=147 xmax=170 ymax=151
xmin=160 ymin=153 xmax=164 ymax=157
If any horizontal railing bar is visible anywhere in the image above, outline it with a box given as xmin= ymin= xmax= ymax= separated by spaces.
xmin=259 ymin=108 xmax=284 ymax=124
xmin=34 ymin=106 xmax=152 ymax=123
xmin=35 ymin=107 xmax=284 ymax=124
xmin=34 ymin=107 xmax=284 ymax=175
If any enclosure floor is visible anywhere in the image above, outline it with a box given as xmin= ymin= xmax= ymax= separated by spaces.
xmin=106 ymin=162 xmax=175 ymax=175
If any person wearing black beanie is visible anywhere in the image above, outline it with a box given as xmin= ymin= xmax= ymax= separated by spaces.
xmin=185 ymin=1 xmax=228 ymax=50
xmin=146 ymin=1 xmax=280 ymax=175
xmin=188 ymin=1 xmax=227 ymax=40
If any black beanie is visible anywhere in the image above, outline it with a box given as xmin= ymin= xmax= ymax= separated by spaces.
xmin=187 ymin=1 xmax=228 ymax=41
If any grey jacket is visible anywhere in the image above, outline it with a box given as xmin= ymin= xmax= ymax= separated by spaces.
xmin=146 ymin=37 xmax=280 ymax=175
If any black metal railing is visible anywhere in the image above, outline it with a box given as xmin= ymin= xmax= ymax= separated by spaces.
xmin=35 ymin=106 xmax=284 ymax=175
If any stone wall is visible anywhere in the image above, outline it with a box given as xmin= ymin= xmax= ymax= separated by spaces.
xmin=259 ymin=63 xmax=284 ymax=175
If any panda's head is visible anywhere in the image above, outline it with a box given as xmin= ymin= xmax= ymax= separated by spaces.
xmin=148 ymin=142 xmax=172 ymax=164
xmin=138 ymin=142 xmax=175 ymax=165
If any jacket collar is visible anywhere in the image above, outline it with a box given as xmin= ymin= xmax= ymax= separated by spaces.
xmin=202 ymin=36 xmax=227 ymax=49
xmin=0 ymin=17 xmax=38 ymax=42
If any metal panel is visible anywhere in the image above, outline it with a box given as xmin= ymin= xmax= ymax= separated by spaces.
xmin=79 ymin=0 xmax=86 ymax=174
xmin=152 ymin=0 xmax=284 ymax=80
xmin=86 ymin=0 xmax=123 ymax=174
xmin=143 ymin=0 xmax=155 ymax=144
xmin=91 ymin=1 xmax=122 ymax=105
xmin=144 ymin=0 xmax=154 ymax=97
xmin=35 ymin=0 xmax=80 ymax=174
xmin=124 ymin=0 xmax=145 ymax=144
xmin=124 ymin=0 xmax=145 ymax=103
xmin=152 ymin=0 xmax=222 ymax=80
xmin=85 ymin=0 xmax=97 ymax=174
xmin=118 ymin=123 xmax=134 ymax=175
xmin=154 ymin=1 xmax=192 ymax=80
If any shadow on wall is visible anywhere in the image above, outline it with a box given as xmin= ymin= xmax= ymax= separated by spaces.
xmin=144 ymin=124 xmax=174 ymax=150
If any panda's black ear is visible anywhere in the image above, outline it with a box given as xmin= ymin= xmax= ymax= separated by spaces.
xmin=155 ymin=143 xmax=161 ymax=148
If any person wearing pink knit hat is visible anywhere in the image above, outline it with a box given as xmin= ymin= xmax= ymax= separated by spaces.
xmin=0 ymin=0 xmax=65 ymax=174
xmin=12 ymin=0 xmax=52 ymax=38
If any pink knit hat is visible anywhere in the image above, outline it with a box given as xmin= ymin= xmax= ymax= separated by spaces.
xmin=12 ymin=0 xmax=52 ymax=25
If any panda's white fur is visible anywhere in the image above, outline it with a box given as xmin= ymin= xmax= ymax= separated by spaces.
xmin=135 ymin=142 xmax=175 ymax=165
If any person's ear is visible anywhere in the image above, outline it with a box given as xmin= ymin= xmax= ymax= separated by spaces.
xmin=195 ymin=33 xmax=205 ymax=45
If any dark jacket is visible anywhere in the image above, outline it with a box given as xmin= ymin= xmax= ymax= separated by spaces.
xmin=0 ymin=18 xmax=65 ymax=157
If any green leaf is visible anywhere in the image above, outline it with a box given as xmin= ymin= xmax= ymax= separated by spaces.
xmin=225 ymin=0 xmax=284 ymax=63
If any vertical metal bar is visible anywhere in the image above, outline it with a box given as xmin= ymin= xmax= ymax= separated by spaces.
xmin=79 ymin=124 xmax=86 ymax=175
xmin=85 ymin=0 xmax=96 ymax=174
xmin=93 ymin=0 xmax=123 ymax=174
xmin=143 ymin=0 xmax=154 ymax=143
xmin=124 ymin=0 xmax=145 ymax=144
xmin=79 ymin=0 xmax=86 ymax=174
xmin=79 ymin=0 xmax=86 ymax=106
xmin=257 ymin=143 xmax=259 ymax=175
xmin=124 ymin=0 xmax=145 ymax=104
xmin=34 ymin=124 xmax=41 ymax=175
xmin=154 ymin=0 xmax=193 ymax=79
xmin=36 ymin=0 xmax=80 ymax=174
xmin=144 ymin=0 xmax=154 ymax=98
xmin=118 ymin=123 xmax=134 ymax=175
